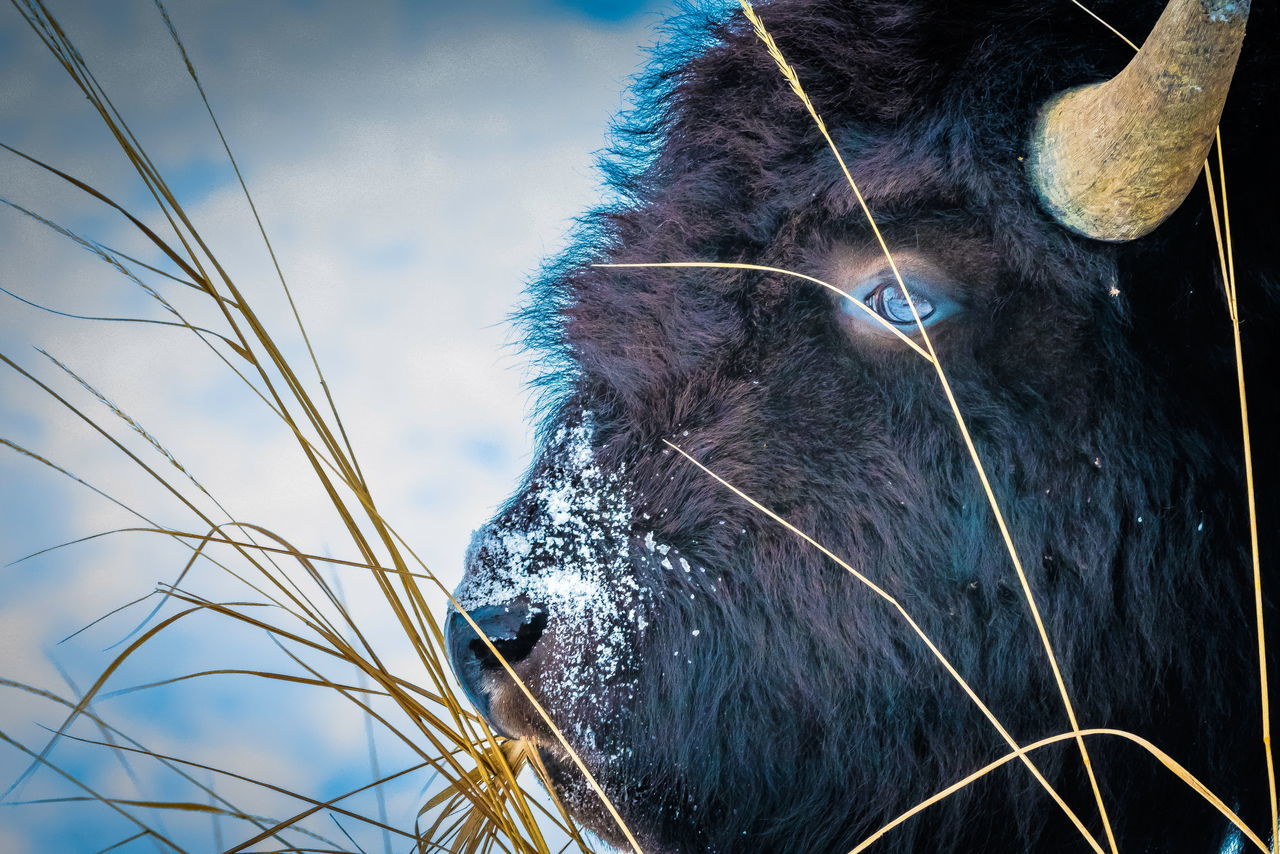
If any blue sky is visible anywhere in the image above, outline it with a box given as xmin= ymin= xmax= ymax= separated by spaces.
xmin=550 ymin=0 xmax=657 ymax=21
xmin=0 ymin=0 xmax=675 ymax=850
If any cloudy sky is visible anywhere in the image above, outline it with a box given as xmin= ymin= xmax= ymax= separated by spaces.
xmin=0 ymin=1 xmax=682 ymax=850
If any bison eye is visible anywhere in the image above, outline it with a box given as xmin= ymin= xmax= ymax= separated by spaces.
xmin=867 ymin=281 xmax=934 ymax=326
xmin=838 ymin=269 xmax=959 ymax=337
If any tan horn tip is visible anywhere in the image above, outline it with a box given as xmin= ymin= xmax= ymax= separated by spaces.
xmin=1028 ymin=0 xmax=1250 ymax=242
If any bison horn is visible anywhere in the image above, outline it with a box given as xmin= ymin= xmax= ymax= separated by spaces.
xmin=1027 ymin=0 xmax=1250 ymax=242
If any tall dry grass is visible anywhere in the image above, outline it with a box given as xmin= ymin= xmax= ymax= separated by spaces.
xmin=1 ymin=0 xmax=602 ymax=851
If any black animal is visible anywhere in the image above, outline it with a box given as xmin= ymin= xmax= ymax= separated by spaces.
xmin=446 ymin=0 xmax=1279 ymax=851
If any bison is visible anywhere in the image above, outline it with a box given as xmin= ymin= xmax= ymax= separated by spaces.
xmin=445 ymin=0 xmax=1278 ymax=851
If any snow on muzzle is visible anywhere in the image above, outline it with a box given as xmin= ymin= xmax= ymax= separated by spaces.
xmin=445 ymin=415 xmax=649 ymax=743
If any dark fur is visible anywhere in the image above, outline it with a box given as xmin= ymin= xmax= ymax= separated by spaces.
xmin=461 ymin=1 xmax=1280 ymax=850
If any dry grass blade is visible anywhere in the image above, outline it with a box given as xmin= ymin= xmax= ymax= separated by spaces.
xmin=150 ymin=0 xmax=368 ymax=488
xmin=418 ymin=741 xmax=546 ymax=854
xmin=736 ymin=1 xmax=1119 ymax=847
xmin=1203 ymin=133 xmax=1276 ymax=851
xmin=45 ymin=729 xmax=419 ymax=843
xmin=595 ymin=261 xmax=933 ymax=358
xmin=1069 ymin=6 xmax=1274 ymax=831
xmin=0 ymin=439 xmax=330 ymax=658
xmin=0 ymin=729 xmax=187 ymax=853
xmin=662 ymin=441 xmax=1105 ymax=853
xmin=1 ymin=678 xmax=308 ymax=848
xmin=93 ymin=830 xmax=152 ymax=854
xmin=36 ymin=349 xmax=213 ymax=499
xmin=99 ymin=670 xmax=392 ymax=701
xmin=218 ymin=761 xmax=434 ymax=853
xmin=5 ymin=796 xmax=251 ymax=817
xmin=847 ymin=727 xmax=1269 ymax=853
xmin=0 ymin=282 xmax=231 ymax=341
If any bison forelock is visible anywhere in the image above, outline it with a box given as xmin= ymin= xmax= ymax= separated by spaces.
xmin=449 ymin=0 xmax=1279 ymax=851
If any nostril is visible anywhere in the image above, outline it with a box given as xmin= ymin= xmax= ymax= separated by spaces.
xmin=445 ymin=600 xmax=549 ymax=707
xmin=471 ymin=608 xmax=547 ymax=671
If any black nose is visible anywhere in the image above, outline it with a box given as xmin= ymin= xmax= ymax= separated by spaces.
xmin=445 ymin=600 xmax=548 ymax=720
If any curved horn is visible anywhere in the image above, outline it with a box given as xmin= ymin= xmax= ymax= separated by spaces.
xmin=1028 ymin=0 xmax=1250 ymax=242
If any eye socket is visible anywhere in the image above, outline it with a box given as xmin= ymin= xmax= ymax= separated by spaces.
xmin=837 ymin=270 xmax=959 ymax=335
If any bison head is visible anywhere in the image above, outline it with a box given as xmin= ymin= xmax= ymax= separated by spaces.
xmin=446 ymin=0 xmax=1277 ymax=851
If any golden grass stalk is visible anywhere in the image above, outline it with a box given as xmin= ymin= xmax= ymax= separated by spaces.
xmin=709 ymin=3 xmax=1121 ymax=849
xmin=1202 ymin=127 xmax=1276 ymax=854
xmin=661 ymin=441 xmax=1106 ymax=851
xmin=597 ymin=262 xmax=934 ymax=358
xmin=847 ymin=727 xmax=1269 ymax=854
xmin=1075 ymin=3 xmax=1274 ymax=841
xmin=661 ymin=443 xmax=1270 ymax=852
